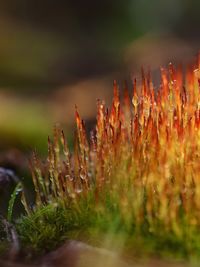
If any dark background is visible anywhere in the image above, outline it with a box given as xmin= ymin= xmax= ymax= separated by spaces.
xmin=0 ymin=0 xmax=200 ymax=88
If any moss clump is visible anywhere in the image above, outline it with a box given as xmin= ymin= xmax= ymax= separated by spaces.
xmin=17 ymin=59 xmax=200 ymax=261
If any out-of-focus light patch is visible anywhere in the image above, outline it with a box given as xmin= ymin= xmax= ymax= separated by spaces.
xmin=130 ymin=0 xmax=183 ymax=32
xmin=0 ymin=91 xmax=52 ymax=152
xmin=0 ymin=17 xmax=67 ymax=81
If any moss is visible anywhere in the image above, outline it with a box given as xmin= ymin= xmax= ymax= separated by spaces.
xmin=15 ymin=59 xmax=200 ymax=261
xmin=16 ymin=196 xmax=200 ymax=260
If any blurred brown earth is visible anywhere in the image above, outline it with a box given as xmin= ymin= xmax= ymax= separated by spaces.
xmin=0 ymin=241 xmax=190 ymax=267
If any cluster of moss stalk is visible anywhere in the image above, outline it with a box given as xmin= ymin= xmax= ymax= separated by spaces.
xmin=5 ymin=58 xmax=200 ymax=261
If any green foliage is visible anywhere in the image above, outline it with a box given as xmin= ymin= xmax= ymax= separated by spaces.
xmin=17 ymin=190 xmax=200 ymax=261
xmin=7 ymin=182 xmax=22 ymax=223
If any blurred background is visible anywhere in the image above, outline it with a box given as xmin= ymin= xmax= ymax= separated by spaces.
xmin=0 ymin=0 xmax=199 ymax=175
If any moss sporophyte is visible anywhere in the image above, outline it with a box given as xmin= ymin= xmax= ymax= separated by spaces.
xmin=17 ymin=58 xmax=200 ymax=259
